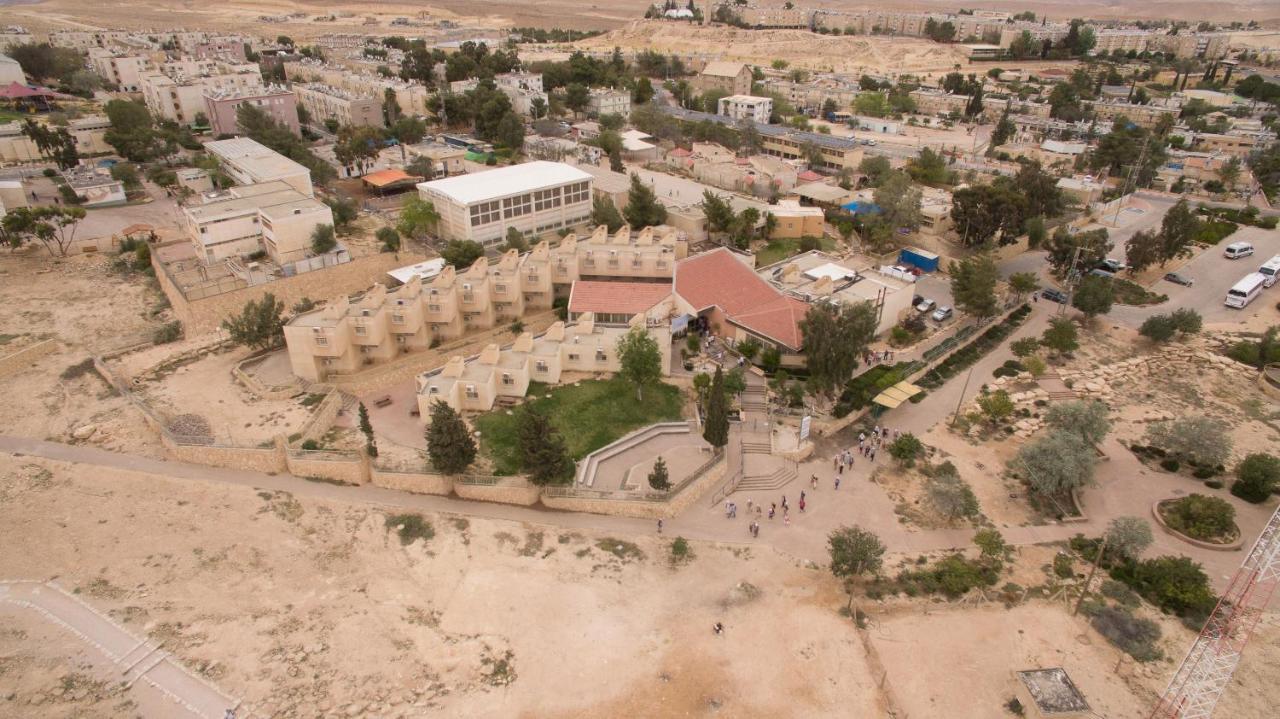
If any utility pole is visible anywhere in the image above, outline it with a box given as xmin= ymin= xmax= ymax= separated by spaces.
xmin=1072 ymin=535 xmax=1108 ymax=616
xmin=1061 ymin=245 xmax=1085 ymax=316
xmin=950 ymin=365 xmax=976 ymax=427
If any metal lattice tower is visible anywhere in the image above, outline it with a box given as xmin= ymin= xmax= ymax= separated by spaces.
xmin=1149 ymin=504 xmax=1280 ymax=719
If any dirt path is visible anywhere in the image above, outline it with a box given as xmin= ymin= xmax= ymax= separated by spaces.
xmin=0 ymin=580 xmax=242 ymax=719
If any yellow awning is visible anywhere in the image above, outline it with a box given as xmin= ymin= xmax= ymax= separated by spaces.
xmin=872 ymin=381 xmax=923 ymax=409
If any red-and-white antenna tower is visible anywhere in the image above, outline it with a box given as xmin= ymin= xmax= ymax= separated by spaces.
xmin=1149 ymin=503 xmax=1280 ymax=718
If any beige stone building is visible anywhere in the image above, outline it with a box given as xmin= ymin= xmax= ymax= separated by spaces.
xmin=87 ymin=48 xmax=152 ymax=92
xmin=1088 ymin=100 xmax=1179 ymax=129
xmin=181 ymin=181 xmax=333 ymax=264
xmin=283 ymin=226 xmax=686 ymax=381
xmin=206 ymin=137 xmax=314 ymax=196
xmin=293 ymin=83 xmax=384 ymax=129
xmin=693 ymin=61 xmax=752 ymax=98
xmin=418 ymin=161 xmax=595 ymax=246
xmin=205 ymin=85 xmax=298 ymax=137
xmin=587 ymin=88 xmax=631 ymax=119
xmin=405 ymin=142 xmax=467 ymax=178
xmin=416 ymin=315 xmax=672 ymax=416
xmin=140 ymin=59 xmax=264 ymax=126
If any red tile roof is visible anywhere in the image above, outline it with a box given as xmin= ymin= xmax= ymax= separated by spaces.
xmin=675 ymin=248 xmax=808 ymax=350
xmin=796 ymin=170 xmax=823 ymax=183
xmin=568 ymin=280 xmax=672 ymax=316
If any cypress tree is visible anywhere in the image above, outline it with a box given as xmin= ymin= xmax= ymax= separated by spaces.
xmin=703 ymin=366 xmax=730 ymax=449
xmin=517 ymin=406 xmax=574 ymax=485
xmin=358 ymin=402 xmax=377 ymax=458
xmin=425 ymin=401 xmax=475 ymax=474
xmin=648 ymin=456 xmax=671 ymax=490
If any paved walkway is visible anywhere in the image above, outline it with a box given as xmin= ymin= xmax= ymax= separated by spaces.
xmin=0 ymin=580 xmax=241 ymax=719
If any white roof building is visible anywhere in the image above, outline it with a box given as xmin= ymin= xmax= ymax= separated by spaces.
xmin=205 ymin=137 xmax=313 ymax=197
xmin=418 ymin=161 xmax=595 ymax=246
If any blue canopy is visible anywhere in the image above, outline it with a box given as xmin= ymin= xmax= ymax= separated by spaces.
xmin=841 ymin=201 xmax=881 ymax=215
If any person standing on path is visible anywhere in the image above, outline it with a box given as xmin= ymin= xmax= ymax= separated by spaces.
xmin=834 ymin=475 xmax=841 ymax=490
xmin=657 ymin=519 xmax=663 ymax=534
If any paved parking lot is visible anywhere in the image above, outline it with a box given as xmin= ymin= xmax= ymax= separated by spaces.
xmin=1111 ymin=225 xmax=1280 ymax=327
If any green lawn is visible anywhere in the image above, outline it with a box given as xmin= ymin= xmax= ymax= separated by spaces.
xmin=754 ymin=236 xmax=836 ymax=268
xmin=474 ymin=378 xmax=686 ymax=475
xmin=0 ymin=108 xmax=29 ymax=124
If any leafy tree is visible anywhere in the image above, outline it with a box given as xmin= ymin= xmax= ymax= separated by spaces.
xmin=622 ymin=173 xmax=667 ymax=228
xmin=1218 ymin=156 xmax=1241 ymax=191
xmin=1106 ymin=516 xmax=1154 ymax=560
xmin=973 ymin=529 xmax=1009 ymax=566
xmin=1014 ymin=162 xmax=1065 ymax=219
xmin=632 ymin=76 xmax=654 ymax=105
xmin=736 ymin=337 xmax=761 ymax=361
xmin=517 ymin=406 xmax=574 ymax=485
xmin=648 ymin=456 xmax=671 ymax=490
xmin=1045 ymin=400 xmax=1110 ymax=446
xmin=989 ymin=107 xmax=1016 ymax=149
xmin=1158 ymin=199 xmax=1200 ymax=265
xmin=887 ymin=432 xmax=924 ymax=466
xmin=426 ymin=401 xmax=476 ymax=475
xmin=859 ymin=155 xmax=891 ymax=187
xmin=591 ymin=195 xmax=625 ymax=232
xmin=1008 ymin=272 xmax=1038 ymax=298
xmin=926 ymin=463 xmax=980 ymax=520
xmin=1139 ymin=314 xmax=1176 ymax=343
xmin=1145 ymin=416 xmax=1232 ymax=468
xmin=21 ymin=120 xmax=78 ymax=170
xmin=1013 ymin=430 xmax=1096 ymax=503
xmin=978 ymin=389 xmax=1014 ymax=422
xmin=104 ymin=100 xmax=164 ymax=161
xmin=1045 ymin=227 xmax=1111 ymax=277
xmin=1071 ymin=274 xmax=1113 ymax=319
xmin=1120 ymin=555 xmax=1216 ymax=621
xmin=760 ymin=346 xmax=781 ymax=373
xmin=800 ymin=301 xmax=878 ymax=397
xmin=564 ymin=83 xmax=590 ymax=117
xmin=376 ymin=226 xmax=401 ymax=251
xmin=907 ymin=147 xmax=950 ymax=185
xmin=951 ymin=182 xmax=1026 ymax=247
xmin=1041 ymin=317 xmax=1079 ymax=355
xmin=873 ymin=171 xmax=922 ymax=232
xmin=311 ymin=224 xmax=337 ymax=254
xmin=723 ymin=366 xmax=747 ymax=397
xmin=950 ymin=254 xmax=999 ymax=319
xmin=827 ymin=526 xmax=885 ymax=579
xmin=616 ymin=326 xmax=662 ymax=401
xmin=1124 ymin=230 xmax=1161 ymax=274
xmin=700 ymin=190 xmax=735 ymax=237
xmin=504 ymin=226 xmax=527 ymax=253
xmin=222 ymin=293 xmax=286 ymax=350
xmin=324 ymin=196 xmax=359 ymax=233
xmin=441 ymin=239 xmax=485 ymax=268
xmin=236 ymin=104 xmax=335 ymax=184
xmin=334 ymin=125 xmax=384 ymax=176
xmin=358 ymin=402 xmax=378 ymax=457
xmin=1232 ymin=453 xmax=1280 ymax=504
xmin=1 ymin=205 xmax=86 ymax=256
xmin=495 ymin=111 xmax=525 ymax=150
xmin=1010 ymin=337 xmax=1040 ymax=358
xmin=702 ymin=366 xmax=730 ymax=448
xmin=1025 ymin=216 xmax=1046 ymax=248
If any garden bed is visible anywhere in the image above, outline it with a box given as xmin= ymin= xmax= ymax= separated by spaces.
xmin=916 ymin=304 xmax=1031 ymax=390
xmin=1153 ymin=495 xmax=1241 ymax=549
xmin=473 ymin=378 xmax=686 ymax=475
xmin=1112 ymin=279 xmax=1167 ymax=307
xmin=1127 ymin=443 xmax=1226 ymax=485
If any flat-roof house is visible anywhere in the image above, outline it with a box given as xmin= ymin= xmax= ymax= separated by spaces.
xmin=694 ymin=61 xmax=752 ymax=97
xmin=205 ymin=136 xmax=314 ymax=197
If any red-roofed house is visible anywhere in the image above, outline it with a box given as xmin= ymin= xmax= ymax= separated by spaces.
xmin=674 ymin=247 xmax=809 ymax=358
xmin=568 ymin=280 xmax=674 ymax=324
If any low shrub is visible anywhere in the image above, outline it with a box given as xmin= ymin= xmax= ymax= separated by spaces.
xmin=1191 ymin=466 xmax=1216 ymax=479
xmin=1100 ymin=579 xmax=1141 ymax=607
xmin=1203 ymin=480 xmax=1224 ymax=489
xmin=1159 ymin=494 xmax=1236 ymax=542
xmin=1231 ymin=453 xmax=1280 ymax=504
xmin=1090 ymin=605 xmax=1163 ymax=662
xmin=301 ymin=439 xmax=320 ymax=450
xmin=385 ymin=513 xmax=434 ymax=545
xmin=1159 ymin=458 xmax=1180 ymax=472
xmin=1053 ymin=553 xmax=1075 ymax=579
xmin=60 ymin=358 xmax=96 ymax=380
xmin=1109 ymin=555 xmax=1217 ymax=623
xmin=152 ymin=321 xmax=182 ymax=344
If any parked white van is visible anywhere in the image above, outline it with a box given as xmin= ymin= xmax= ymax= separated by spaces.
xmin=1225 ymin=273 xmax=1266 ymax=308
xmin=1224 ymin=242 xmax=1255 ymax=260
xmin=1258 ymin=255 xmax=1280 ymax=288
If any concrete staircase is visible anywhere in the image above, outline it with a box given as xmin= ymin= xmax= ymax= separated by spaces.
xmin=741 ymin=439 xmax=771 ymax=455
xmin=736 ymin=462 xmax=797 ymax=492
xmin=740 ymin=386 xmax=768 ymax=412
xmin=1037 ymin=371 xmax=1078 ymax=401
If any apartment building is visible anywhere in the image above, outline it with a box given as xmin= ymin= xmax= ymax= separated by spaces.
xmin=760 ymin=77 xmax=857 ymax=114
xmin=205 ymin=85 xmax=298 ymax=136
xmin=87 ymin=48 xmax=152 ymax=92
xmin=418 ymin=161 xmax=595 ymax=246
xmin=1087 ymin=100 xmax=1179 ymax=129
xmin=283 ymin=225 xmax=687 ymax=381
xmin=140 ymin=59 xmax=264 ymax=125
xmin=1185 ymin=132 xmax=1262 ymax=159
xmin=52 ymin=30 xmax=130 ymax=50
xmin=757 ymin=124 xmax=862 ymax=172
xmin=718 ymin=94 xmax=773 ymax=124
xmin=181 ymin=180 xmax=333 ymax=264
xmin=998 ymin=23 xmax=1071 ymax=49
xmin=587 ymin=88 xmax=631 ymax=119
xmin=910 ymin=88 xmax=973 ymax=117
xmin=416 ymin=315 xmax=672 ymax=415
xmin=693 ymin=61 xmax=752 ymax=97
xmin=450 ymin=72 xmax=548 ymax=118
xmin=1091 ymin=30 xmax=1151 ymax=56
xmin=286 ymin=61 xmax=429 ymax=118
xmin=293 ymin=82 xmax=384 ymax=129
xmin=206 ymin=137 xmax=314 ymax=196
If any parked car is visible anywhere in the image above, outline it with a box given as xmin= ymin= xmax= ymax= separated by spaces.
xmin=915 ymin=298 xmax=936 ymax=313
xmin=1224 ymin=242 xmax=1255 ymax=260
xmin=931 ymin=306 xmax=953 ymax=322
xmin=1163 ymin=272 xmax=1195 ymax=286
xmin=1040 ymin=288 xmax=1069 ymax=304
xmin=1098 ymin=258 xmax=1126 ymax=273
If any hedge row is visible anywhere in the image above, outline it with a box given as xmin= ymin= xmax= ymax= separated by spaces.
xmin=917 ymin=304 xmax=1031 ymax=390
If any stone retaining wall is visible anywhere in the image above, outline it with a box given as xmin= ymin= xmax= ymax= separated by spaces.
xmin=287 ymin=450 xmax=368 ymax=485
xmin=0 ymin=339 xmax=59 ymax=379
xmin=369 ymin=467 xmax=454 ymax=495
xmin=454 ymin=480 xmax=541 ymax=506
xmin=167 ymin=439 xmax=288 ymax=474
xmin=543 ymin=452 xmax=728 ymax=519
xmin=297 ymin=390 xmax=344 ymax=445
